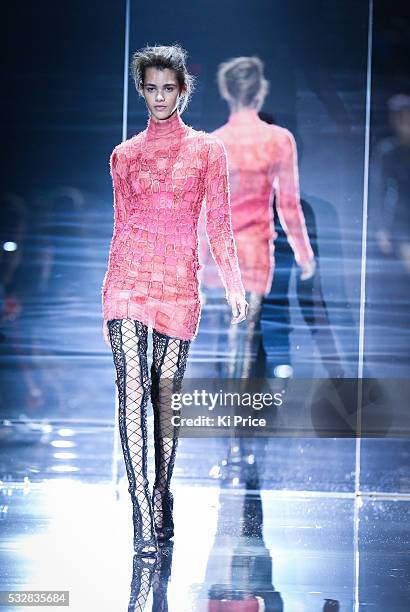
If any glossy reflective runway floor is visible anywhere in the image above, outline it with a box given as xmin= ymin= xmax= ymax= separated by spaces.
xmin=1 ymin=415 xmax=409 ymax=611
xmin=1 ymin=261 xmax=409 ymax=610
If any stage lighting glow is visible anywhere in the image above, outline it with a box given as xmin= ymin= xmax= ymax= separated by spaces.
xmin=16 ymin=481 xmax=132 ymax=610
xmin=3 ymin=241 xmax=17 ymax=252
xmin=209 ymin=464 xmax=221 ymax=478
xmin=50 ymin=440 xmax=76 ymax=448
xmin=51 ymin=465 xmax=79 ymax=473
xmin=274 ymin=364 xmax=294 ymax=378
xmin=53 ymin=452 xmax=77 ymax=460
xmin=57 ymin=428 xmax=75 ymax=437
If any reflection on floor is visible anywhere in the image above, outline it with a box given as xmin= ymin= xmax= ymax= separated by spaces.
xmin=0 ymin=423 xmax=409 ymax=611
xmin=1 ymin=246 xmax=408 ymax=610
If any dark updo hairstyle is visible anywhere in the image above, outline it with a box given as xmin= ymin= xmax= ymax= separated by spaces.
xmin=217 ymin=56 xmax=269 ymax=110
xmin=130 ymin=43 xmax=196 ymax=114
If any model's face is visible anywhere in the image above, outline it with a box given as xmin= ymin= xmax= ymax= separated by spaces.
xmin=140 ymin=67 xmax=185 ymax=121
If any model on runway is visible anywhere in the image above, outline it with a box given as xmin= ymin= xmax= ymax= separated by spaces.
xmin=101 ymin=44 xmax=247 ymax=556
xmin=199 ymin=56 xmax=316 ymax=379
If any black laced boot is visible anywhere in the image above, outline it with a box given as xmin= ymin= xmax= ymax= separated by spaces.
xmin=108 ymin=318 xmax=158 ymax=557
xmin=150 ymin=329 xmax=191 ymax=542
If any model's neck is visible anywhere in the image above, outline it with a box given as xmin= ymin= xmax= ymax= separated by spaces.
xmin=229 ymin=107 xmax=259 ymax=120
xmin=146 ymin=109 xmax=186 ymax=138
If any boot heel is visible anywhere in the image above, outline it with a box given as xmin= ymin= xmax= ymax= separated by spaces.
xmin=152 ymin=486 xmax=174 ymax=542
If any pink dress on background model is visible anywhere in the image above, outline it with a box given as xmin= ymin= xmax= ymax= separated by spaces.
xmin=101 ymin=110 xmax=245 ymax=341
xmin=199 ymin=108 xmax=314 ymax=295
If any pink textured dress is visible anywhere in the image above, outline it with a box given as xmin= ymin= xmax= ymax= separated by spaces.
xmin=101 ymin=110 xmax=245 ymax=341
xmin=199 ymin=108 xmax=314 ymax=296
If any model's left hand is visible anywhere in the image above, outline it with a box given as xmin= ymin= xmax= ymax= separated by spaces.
xmin=299 ymin=257 xmax=316 ymax=281
xmin=228 ymin=292 xmax=248 ymax=324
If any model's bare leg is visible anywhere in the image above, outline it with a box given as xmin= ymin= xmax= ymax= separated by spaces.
xmin=108 ymin=318 xmax=157 ymax=556
xmin=150 ymin=329 xmax=191 ymax=541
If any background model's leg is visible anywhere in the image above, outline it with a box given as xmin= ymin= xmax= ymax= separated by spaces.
xmin=224 ymin=291 xmax=264 ymax=476
xmin=108 ymin=318 xmax=157 ymax=556
xmin=226 ymin=290 xmax=263 ymax=380
xmin=150 ymin=329 xmax=191 ymax=541
xmin=239 ymin=291 xmax=264 ymax=380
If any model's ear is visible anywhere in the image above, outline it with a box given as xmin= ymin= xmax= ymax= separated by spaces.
xmin=180 ymin=83 xmax=187 ymax=98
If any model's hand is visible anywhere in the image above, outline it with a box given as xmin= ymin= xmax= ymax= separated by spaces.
xmin=102 ymin=319 xmax=110 ymax=347
xmin=299 ymin=257 xmax=316 ymax=281
xmin=228 ymin=292 xmax=248 ymax=324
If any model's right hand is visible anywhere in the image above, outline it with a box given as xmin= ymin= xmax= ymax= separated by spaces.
xmin=228 ymin=292 xmax=248 ymax=325
xmin=299 ymin=257 xmax=316 ymax=281
xmin=102 ymin=319 xmax=110 ymax=347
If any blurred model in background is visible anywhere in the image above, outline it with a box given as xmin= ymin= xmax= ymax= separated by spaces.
xmin=373 ymin=93 xmax=410 ymax=273
xmin=199 ymin=56 xmax=315 ymax=379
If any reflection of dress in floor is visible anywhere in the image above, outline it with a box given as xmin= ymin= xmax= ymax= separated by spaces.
xmin=199 ymin=108 xmax=314 ymax=376
xmin=102 ymin=110 xmax=245 ymax=342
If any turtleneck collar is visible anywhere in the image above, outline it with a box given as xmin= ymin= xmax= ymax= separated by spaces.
xmin=228 ymin=107 xmax=260 ymax=125
xmin=146 ymin=109 xmax=187 ymax=139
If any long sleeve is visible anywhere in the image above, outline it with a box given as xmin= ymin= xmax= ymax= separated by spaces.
xmin=101 ymin=147 xmax=131 ymax=309
xmin=109 ymin=147 xmax=130 ymax=232
xmin=275 ymin=130 xmax=314 ymax=266
xmin=203 ymin=137 xmax=245 ymax=300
